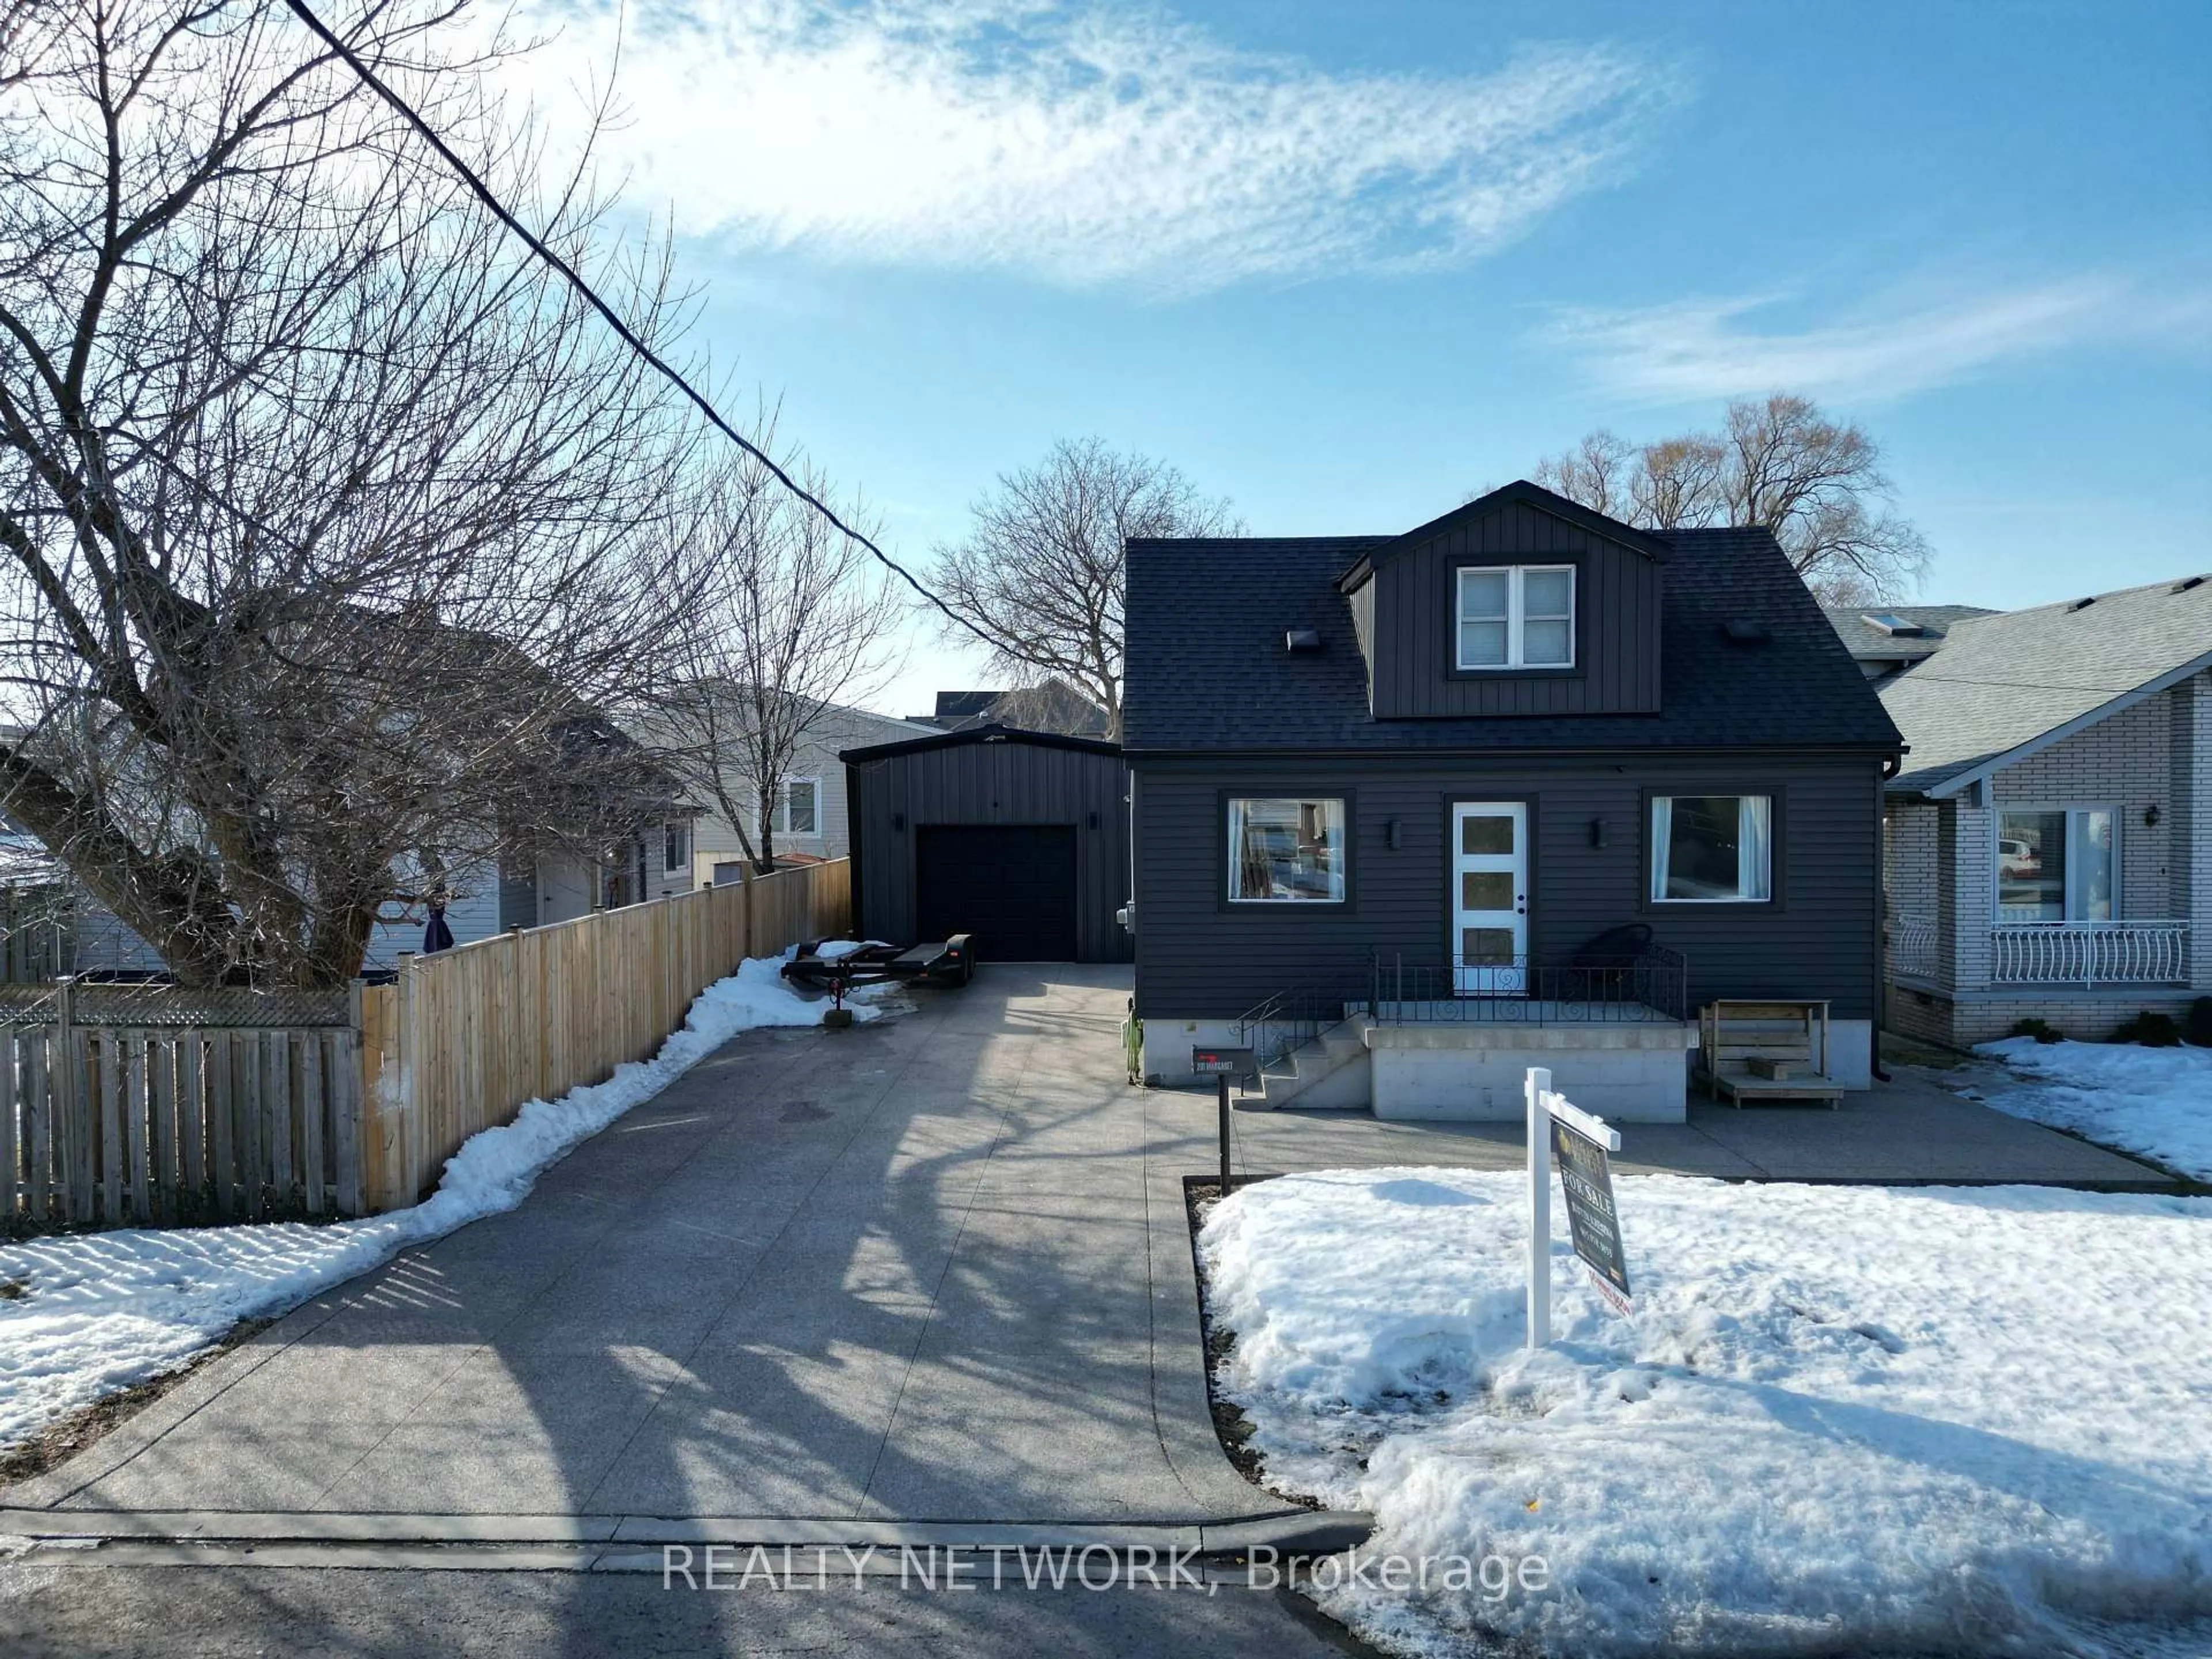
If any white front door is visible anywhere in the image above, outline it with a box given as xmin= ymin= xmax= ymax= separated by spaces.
xmin=1453 ymin=802 xmax=1527 ymax=995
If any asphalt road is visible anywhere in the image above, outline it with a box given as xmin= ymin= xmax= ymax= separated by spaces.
xmin=0 ymin=1563 xmax=1380 ymax=1658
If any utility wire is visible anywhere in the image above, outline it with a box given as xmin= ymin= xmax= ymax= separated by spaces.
xmin=281 ymin=0 xmax=1002 ymax=656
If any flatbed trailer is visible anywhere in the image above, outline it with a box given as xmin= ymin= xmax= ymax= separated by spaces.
xmin=783 ymin=935 xmax=974 ymax=1023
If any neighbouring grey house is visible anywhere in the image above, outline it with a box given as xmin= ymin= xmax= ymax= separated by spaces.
xmin=1122 ymin=479 xmax=1903 ymax=1123
xmin=910 ymin=682 xmax=1111 ymax=738
xmin=0 ymin=825 xmax=686 ymax=981
xmin=1 ymin=715 xmax=691 ymax=978
xmin=1822 ymin=605 xmax=1998 ymax=683
xmin=681 ymin=700 xmax=941 ymax=884
xmin=1851 ymin=575 xmax=2212 ymax=1047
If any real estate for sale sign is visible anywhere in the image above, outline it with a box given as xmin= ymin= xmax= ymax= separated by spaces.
xmin=1550 ymin=1115 xmax=1633 ymax=1311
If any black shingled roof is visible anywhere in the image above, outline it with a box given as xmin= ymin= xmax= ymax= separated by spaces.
xmin=1122 ymin=526 xmax=1902 ymax=753
xmin=841 ymin=722 xmax=1122 ymax=764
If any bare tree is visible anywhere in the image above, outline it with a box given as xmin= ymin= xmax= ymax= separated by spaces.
xmin=646 ymin=424 xmax=903 ymax=876
xmin=1533 ymin=395 xmax=1931 ymax=603
xmin=0 ymin=0 xmax=713 ymax=984
xmin=933 ymin=438 xmax=1238 ymax=741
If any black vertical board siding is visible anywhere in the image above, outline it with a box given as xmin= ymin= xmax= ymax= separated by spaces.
xmin=845 ymin=734 xmax=1132 ymax=963
xmin=1131 ymin=753 xmax=1883 ymax=1022
xmin=1366 ymin=499 xmax=1662 ymax=721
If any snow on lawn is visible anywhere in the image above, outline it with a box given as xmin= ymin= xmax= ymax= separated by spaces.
xmin=1200 ymin=1168 xmax=2212 ymax=1658
xmin=1967 ymin=1038 xmax=2212 ymax=1183
xmin=0 ymin=954 xmax=892 ymax=1452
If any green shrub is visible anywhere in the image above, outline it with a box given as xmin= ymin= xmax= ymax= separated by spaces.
xmin=2006 ymin=1017 xmax=2063 ymax=1045
xmin=2111 ymin=1010 xmax=2181 ymax=1047
xmin=2185 ymin=997 xmax=2212 ymax=1048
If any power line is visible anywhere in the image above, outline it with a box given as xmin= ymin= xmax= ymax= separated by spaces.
xmin=1890 ymin=672 xmax=2161 ymax=696
xmin=280 ymin=0 xmax=1002 ymax=657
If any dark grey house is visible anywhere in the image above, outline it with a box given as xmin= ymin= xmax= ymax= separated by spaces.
xmin=1122 ymin=480 xmax=1903 ymax=1120
xmin=842 ymin=725 xmax=1131 ymax=964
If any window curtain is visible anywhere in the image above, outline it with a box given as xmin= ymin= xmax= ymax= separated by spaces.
xmin=1648 ymin=796 xmax=1673 ymax=901
xmin=1738 ymin=796 xmax=1772 ymax=902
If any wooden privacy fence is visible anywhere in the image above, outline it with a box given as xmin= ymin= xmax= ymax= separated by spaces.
xmin=357 ymin=859 xmax=850 ymax=1213
xmin=1 ymin=982 xmax=362 ymax=1228
xmin=1 ymin=860 xmax=850 ymax=1230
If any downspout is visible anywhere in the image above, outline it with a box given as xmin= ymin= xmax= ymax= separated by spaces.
xmin=1872 ymin=752 xmax=1904 ymax=1083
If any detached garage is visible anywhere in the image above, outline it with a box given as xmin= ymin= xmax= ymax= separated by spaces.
xmin=842 ymin=725 xmax=1131 ymax=964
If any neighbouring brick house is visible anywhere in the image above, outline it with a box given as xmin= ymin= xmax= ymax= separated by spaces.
xmin=1827 ymin=578 xmax=2212 ymax=1046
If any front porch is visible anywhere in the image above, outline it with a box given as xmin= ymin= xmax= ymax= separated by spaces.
xmin=1228 ymin=948 xmax=1701 ymax=1123
xmin=1891 ymin=915 xmax=2192 ymax=990
xmin=1887 ymin=914 xmax=2202 ymax=1046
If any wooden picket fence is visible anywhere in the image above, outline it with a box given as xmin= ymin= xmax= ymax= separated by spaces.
xmin=0 ymin=860 xmax=850 ymax=1230
xmin=0 ymin=984 xmax=363 ymax=1228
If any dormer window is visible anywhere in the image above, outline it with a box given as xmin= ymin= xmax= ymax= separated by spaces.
xmin=1457 ymin=565 xmax=1575 ymax=670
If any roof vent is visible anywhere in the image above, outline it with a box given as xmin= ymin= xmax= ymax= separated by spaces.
xmin=2174 ymin=575 xmax=2206 ymax=593
xmin=1861 ymin=611 xmax=1925 ymax=637
xmin=1284 ymin=627 xmax=1322 ymax=653
xmin=2067 ymin=596 xmax=2096 ymax=612
xmin=1722 ymin=619 xmax=1770 ymax=644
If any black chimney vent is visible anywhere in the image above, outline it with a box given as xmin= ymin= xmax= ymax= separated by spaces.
xmin=1285 ymin=627 xmax=1322 ymax=653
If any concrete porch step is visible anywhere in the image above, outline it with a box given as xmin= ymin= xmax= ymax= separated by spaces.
xmin=1249 ymin=1018 xmax=1373 ymax=1111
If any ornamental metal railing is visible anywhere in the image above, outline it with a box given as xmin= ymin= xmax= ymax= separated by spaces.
xmin=1989 ymin=921 xmax=2190 ymax=987
xmin=1365 ymin=946 xmax=1689 ymax=1025
xmin=1887 ymin=913 xmax=1938 ymax=981
xmin=1233 ymin=983 xmax=1329 ymax=1070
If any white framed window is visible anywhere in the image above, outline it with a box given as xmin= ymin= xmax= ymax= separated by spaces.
xmin=1456 ymin=564 xmax=1575 ymax=670
xmin=662 ymin=821 xmax=690 ymax=873
xmin=1228 ymin=798 xmax=1346 ymax=903
xmin=1995 ymin=807 xmax=2115 ymax=922
xmin=1650 ymin=795 xmax=1772 ymax=903
xmin=774 ymin=777 xmax=820 ymax=838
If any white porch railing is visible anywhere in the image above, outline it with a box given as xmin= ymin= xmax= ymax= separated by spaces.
xmin=1991 ymin=921 xmax=2190 ymax=986
xmin=1888 ymin=914 xmax=1938 ymax=980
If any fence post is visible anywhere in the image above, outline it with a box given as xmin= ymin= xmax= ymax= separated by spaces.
xmin=396 ymin=951 xmax=420 ymax=1208
xmin=740 ymin=863 xmax=755 ymax=963
xmin=336 ymin=978 xmax=365 ymax=1217
xmin=51 ymin=975 xmax=75 ymax=1224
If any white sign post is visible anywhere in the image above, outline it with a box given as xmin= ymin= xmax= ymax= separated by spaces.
xmin=1525 ymin=1065 xmax=1624 ymax=1349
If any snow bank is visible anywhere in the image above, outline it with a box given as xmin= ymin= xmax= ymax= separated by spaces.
xmin=1969 ymin=1037 xmax=2212 ymax=1182
xmin=1200 ymin=1168 xmax=2212 ymax=1657
xmin=0 ymin=954 xmax=889 ymax=1451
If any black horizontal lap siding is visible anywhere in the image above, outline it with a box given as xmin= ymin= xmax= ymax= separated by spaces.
xmin=1368 ymin=500 xmax=1661 ymax=719
xmin=846 ymin=735 xmax=1131 ymax=963
xmin=1131 ymin=753 xmax=1881 ymax=1022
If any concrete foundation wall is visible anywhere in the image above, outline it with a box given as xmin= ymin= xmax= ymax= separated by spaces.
xmin=1149 ymin=1010 xmax=1874 ymax=1104
xmin=1139 ymin=1017 xmax=1252 ymax=1088
xmin=1369 ymin=1024 xmax=1694 ymax=1123
xmin=1887 ymin=985 xmax=2208 ymax=1048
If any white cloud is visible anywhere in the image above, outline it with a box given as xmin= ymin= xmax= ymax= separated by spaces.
xmin=1540 ymin=276 xmax=2208 ymax=405
xmin=510 ymin=0 xmax=1674 ymax=292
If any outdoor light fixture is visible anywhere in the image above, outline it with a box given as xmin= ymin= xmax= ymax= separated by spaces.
xmin=1590 ymin=817 xmax=1608 ymax=849
xmin=892 ymin=812 xmax=906 ymax=832
xmin=1385 ymin=817 xmax=1402 ymax=850
xmin=2145 ymin=804 xmax=2161 ymax=827
xmin=1088 ymin=810 xmax=1100 ymax=829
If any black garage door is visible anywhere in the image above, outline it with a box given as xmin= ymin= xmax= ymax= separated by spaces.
xmin=915 ymin=824 xmax=1079 ymax=961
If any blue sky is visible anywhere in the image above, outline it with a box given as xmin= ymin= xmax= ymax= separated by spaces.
xmin=521 ymin=0 xmax=2211 ymax=716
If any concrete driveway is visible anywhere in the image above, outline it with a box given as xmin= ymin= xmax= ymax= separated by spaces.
xmin=6 ymin=968 xmax=1266 ymax=1529
xmin=5 ymin=964 xmax=2161 ymax=1543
